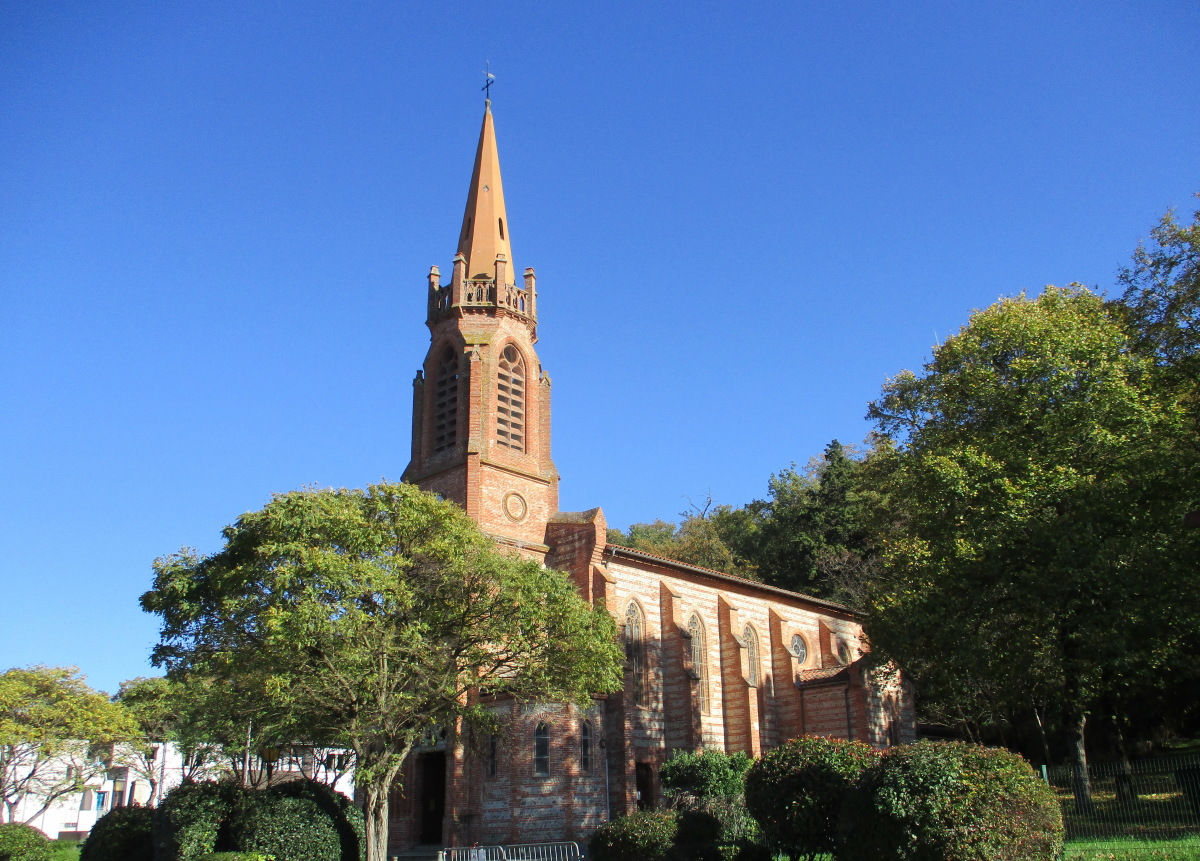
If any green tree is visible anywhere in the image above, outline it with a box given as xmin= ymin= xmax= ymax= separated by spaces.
xmin=0 ymin=666 xmax=137 ymax=824
xmin=1118 ymin=198 xmax=1200 ymax=381
xmin=141 ymin=482 xmax=623 ymax=861
xmin=608 ymin=501 xmax=758 ymax=579
xmin=113 ymin=677 xmax=228 ymax=803
xmin=865 ymin=285 xmax=1198 ymax=806
xmin=726 ymin=441 xmax=878 ymax=605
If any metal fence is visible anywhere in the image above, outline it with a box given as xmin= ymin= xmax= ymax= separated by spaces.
xmin=1045 ymin=755 xmax=1200 ymax=847
xmin=438 ymin=843 xmax=582 ymax=861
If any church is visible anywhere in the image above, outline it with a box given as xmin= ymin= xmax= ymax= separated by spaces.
xmin=390 ymin=101 xmax=914 ymax=853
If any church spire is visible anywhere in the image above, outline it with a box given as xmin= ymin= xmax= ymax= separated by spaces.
xmin=457 ymin=102 xmax=514 ymax=282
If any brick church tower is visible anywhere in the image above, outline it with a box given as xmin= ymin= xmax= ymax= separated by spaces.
xmin=403 ymin=100 xmax=558 ymax=556
xmin=389 ymin=99 xmax=914 ymax=855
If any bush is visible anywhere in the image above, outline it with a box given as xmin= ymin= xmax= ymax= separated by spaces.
xmin=197 ymin=854 xmax=272 ymax=861
xmin=154 ymin=781 xmax=242 ymax=861
xmin=79 ymin=805 xmax=154 ymax=861
xmin=154 ymin=779 xmax=361 ymax=861
xmin=589 ymin=810 xmax=679 ymax=861
xmin=838 ymin=740 xmax=1064 ymax=861
xmin=233 ymin=794 xmax=339 ymax=861
xmin=263 ymin=779 xmax=363 ymax=861
xmin=661 ymin=750 xmax=753 ymax=802
xmin=744 ymin=735 xmax=876 ymax=860
xmin=0 ymin=824 xmax=50 ymax=861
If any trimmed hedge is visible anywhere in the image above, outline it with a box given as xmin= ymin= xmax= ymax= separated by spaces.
xmin=838 ymin=740 xmax=1064 ymax=861
xmin=154 ymin=779 xmax=362 ymax=861
xmin=0 ymin=824 xmax=50 ymax=861
xmin=263 ymin=779 xmax=364 ymax=861
xmin=744 ymin=735 xmax=876 ymax=860
xmin=233 ymin=794 xmax=339 ymax=861
xmin=198 ymin=853 xmax=273 ymax=860
xmin=661 ymin=750 xmax=753 ymax=802
xmin=154 ymin=781 xmax=241 ymax=861
xmin=79 ymin=805 xmax=154 ymax=861
xmin=589 ymin=810 xmax=679 ymax=861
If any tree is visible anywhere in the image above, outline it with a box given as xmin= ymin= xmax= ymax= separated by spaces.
xmin=607 ymin=500 xmax=759 ymax=579
xmin=865 ymin=286 xmax=1199 ymax=806
xmin=0 ymin=666 xmax=136 ymax=824
xmin=1117 ymin=198 xmax=1200 ymax=380
xmin=112 ymin=677 xmax=228 ymax=804
xmin=141 ymin=482 xmax=623 ymax=861
xmin=717 ymin=441 xmax=878 ymax=605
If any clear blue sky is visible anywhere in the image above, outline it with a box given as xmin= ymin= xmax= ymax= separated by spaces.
xmin=2 ymin=1 xmax=1197 ymax=695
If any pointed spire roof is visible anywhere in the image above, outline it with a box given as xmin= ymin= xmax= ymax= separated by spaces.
xmin=457 ymin=101 xmax=514 ymax=282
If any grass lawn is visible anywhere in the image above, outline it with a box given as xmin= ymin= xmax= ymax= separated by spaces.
xmin=1065 ymin=835 xmax=1200 ymax=860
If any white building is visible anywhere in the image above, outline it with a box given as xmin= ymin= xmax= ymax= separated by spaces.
xmin=6 ymin=742 xmax=354 ymax=841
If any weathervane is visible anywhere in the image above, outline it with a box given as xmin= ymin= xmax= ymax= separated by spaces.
xmin=482 ymin=62 xmax=495 ymax=103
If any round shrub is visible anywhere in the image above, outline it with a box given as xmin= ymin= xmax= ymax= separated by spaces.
xmin=233 ymin=793 xmax=340 ymax=861
xmin=0 ymin=823 xmax=50 ymax=861
xmin=744 ymin=735 xmax=876 ymax=860
xmin=589 ymin=810 xmax=679 ymax=861
xmin=153 ymin=780 xmax=242 ymax=861
xmin=264 ymin=779 xmax=364 ymax=861
xmin=838 ymin=740 xmax=1064 ymax=861
xmin=80 ymin=805 xmax=154 ymax=861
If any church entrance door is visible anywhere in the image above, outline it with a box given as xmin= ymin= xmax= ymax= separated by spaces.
xmin=635 ymin=762 xmax=654 ymax=810
xmin=418 ymin=751 xmax=446 ymax=844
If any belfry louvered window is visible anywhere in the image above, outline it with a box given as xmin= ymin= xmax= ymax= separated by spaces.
xmin=688 ymin=614 xmax=710 ymax=712
xmin=496 ymin=345 xmax=526 ymax=450
xmin=625 ymin=602 xmax=647 ymax=705
xmin=433 ymin=347 xmax=459 ymax=452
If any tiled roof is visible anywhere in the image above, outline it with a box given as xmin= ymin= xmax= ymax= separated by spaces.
xmin=606 ymin=544 xmax=856 ymax=617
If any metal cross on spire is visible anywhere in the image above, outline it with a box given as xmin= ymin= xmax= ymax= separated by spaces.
xmin=482 ymin=62 xmax=495 ymax=103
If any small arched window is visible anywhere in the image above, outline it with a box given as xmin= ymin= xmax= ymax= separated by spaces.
xmin=433 ymin=346 xmax=459 ymax=453
xmin=496 ymin=345 xmax=526 ymax=451
xmin=487 ymin=733 xmax=498 ymax=778
xmin=625 ymin=602 xmax=647 ymax=705
xmin=580 ymin=721 xmax=592 ymax=773
xmin=744 ymin=624 xmax=760 ymax=687
xmin=688 ymin=614 xmax=709 ymax=712
xmin=533 ymin=722 xmax=550 ymax=775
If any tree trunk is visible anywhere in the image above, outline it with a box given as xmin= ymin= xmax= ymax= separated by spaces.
xmin=363 ymin=778 xmax=390 ymax=861
xmin=1111 ymin=713 xmax=1138 ymax=804
xmin=361 ymin=755 xmax=405 ymax=861
xmin=1032 ymin=705 xmax=1052 ymax=766
xmin=1065 ymin=710 xmax=1093 ymax=814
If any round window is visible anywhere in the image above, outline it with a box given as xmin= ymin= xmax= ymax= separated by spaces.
xmin=790 ymin=634 xmax=808 ymax=663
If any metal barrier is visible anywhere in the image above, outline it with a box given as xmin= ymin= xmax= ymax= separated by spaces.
xmin=1045 ymin=754 xmax=1200 ymax=846
xmin=438 ymin=844 xmax=581 ymax=861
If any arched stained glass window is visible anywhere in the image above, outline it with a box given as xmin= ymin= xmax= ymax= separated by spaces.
xmin=433 ymin=346 xmax=459 ymax=453
xmin=688 ymin=614 xmax=709 ymax=712
xmin=744 ymin=624 xmax=760 ymax=687
xmin=496 ymin=345 xmax=526 ymax=450
xmin=625 ymin=602 xmax=647 ymax=705
xmin=533 ymin=721 xmax=550 ymax=775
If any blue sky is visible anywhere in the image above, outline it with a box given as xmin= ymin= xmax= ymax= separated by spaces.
xmin=2 ymin=1 xmax=1197 ymax=695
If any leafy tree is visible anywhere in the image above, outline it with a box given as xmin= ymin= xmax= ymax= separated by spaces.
xmin=1118 ymin=198 xmax=1200 ymax=381
xmin=0 ymin=666 xmax=136 ymax=824
xmin=141 ymin=482 xmax=623 ymax=861
xmin=865 ymin=285 xmax=1199 ymax=806
xmin=608 ymin=501 xmax=758 ymax=579
xmin=747 ymin=441 xmax=878 ymax=604
xmin=113 ymin=677 xmax=226 ymax=804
